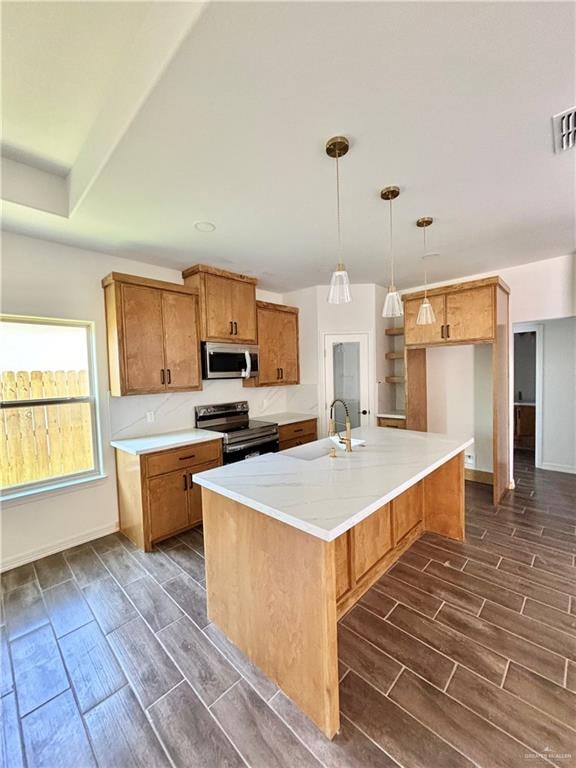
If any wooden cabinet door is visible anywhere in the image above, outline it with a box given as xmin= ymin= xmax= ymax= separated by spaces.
xmin=278 ymin=311 xmax=299 ymax=383
xmin=186 ymin=459 xmax=222 ymax=525
xmin=121 ymin=284 xmax=166 ymax=393
xmin=256 ymin=307 xmax=281 ymax=385
xmin=445 ymin=286 xmax=494 ymax=342
xmin=147 ymin=470 xmax=189 ymax=541
xmin=392 ymin=482 xmax=423 ymax=545
xmin=231 ymin=280 xmax=257 ymax=343
xmin=203 ymin=274 xmax=235 ymax=340
xmin=162 ymin=292 xmax=201 ymax=391
xmin=404 ymin=295 xmax=446 ymax=346
xmin=352 ymin=504 xmax=392 ymax=581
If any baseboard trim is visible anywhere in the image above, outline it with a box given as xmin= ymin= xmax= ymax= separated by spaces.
xmin=539 ymin=463 xmax=576 ymax=475
xmin=465 ymin=469 xmax=494 ymax=486
xmin=1 ymin=522 xmax=119 ymax=572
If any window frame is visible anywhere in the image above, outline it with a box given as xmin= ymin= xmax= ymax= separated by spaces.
xmin=0 ymin=314 xmax=104 ymax=501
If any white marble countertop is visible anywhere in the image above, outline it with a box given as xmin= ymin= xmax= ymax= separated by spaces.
xmin=258 ymin=412 xmax=317 ymax=427
xmin=111 ymin=428 xmax=224 ymax=455
xmin=514 ymin=402 xmax=535 ymax=407
xmin=193 ymin=426 xmax=473 ymax=542
xmin=376 ymin=412 xmax=406 ymax=420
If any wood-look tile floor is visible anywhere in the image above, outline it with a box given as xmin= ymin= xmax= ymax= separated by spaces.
xmin=2 ymin=453 xmax=576 ymax=767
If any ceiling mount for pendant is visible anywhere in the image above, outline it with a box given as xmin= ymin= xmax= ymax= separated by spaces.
xmin=417 ymin=216 xmax=433 ymax=228
xmin=381 ymin=186 xmax=400 ymax=201
xmin=325 ymin=136 xmax=350 ymax=158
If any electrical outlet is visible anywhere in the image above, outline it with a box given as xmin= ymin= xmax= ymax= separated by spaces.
xmin=464 ymin=452 xmax=475 ymax=468
xmin=146 ymin=411 xmax=155 ymax=423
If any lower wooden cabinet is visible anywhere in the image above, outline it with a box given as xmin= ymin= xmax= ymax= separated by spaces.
xmin=115 ymin=440 xmax=222 ymax=551
xmin=391 ymin=482 xmax=423 ymax=544
xmin=334 ymin=479 xmax=424 ymax=615
xmin=278 ymin=419 xmax=317 ymax=451
xmin=514 ymin=404 xmax=535 ymax=450
xmin=353 ymin=504 xmax=392 ymax=580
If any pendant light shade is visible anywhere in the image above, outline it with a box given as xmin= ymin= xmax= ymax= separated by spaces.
xmin=326 ymin=136 xmax=351 ymax=304
xmin=380 ymin=186 xmax=403 ymax=317
xmin=416 ymin=298 xmax=436 ymax=325
xmin=383 ymin=289 xmax=403 ymax=317
xmin=415 ymin=217 xmax=436 ymax=326
xmin=328 ymin=263 xmax=352 ymax=304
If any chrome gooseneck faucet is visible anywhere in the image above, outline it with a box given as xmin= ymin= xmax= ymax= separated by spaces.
xmin=329 ymin=398 xmax=352 ymax=453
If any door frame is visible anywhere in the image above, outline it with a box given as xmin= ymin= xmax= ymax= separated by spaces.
xmin=321 ymin=332 xmax=372 ymax=436
xmin=512 ymin=322 xmax=543 ymax=468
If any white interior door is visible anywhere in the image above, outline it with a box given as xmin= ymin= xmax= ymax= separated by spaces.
xmin=324 ymin=333 xmax=370 ymax=433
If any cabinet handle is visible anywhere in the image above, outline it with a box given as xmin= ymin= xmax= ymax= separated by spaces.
xmin=280 ymin=367 xmax=284 ymax=379
xmin=440 ymin=325 xmax=445 ymax=339
xmin=178 ymin=454 xmax=196 ymax=461
xmin=446 ymin=324 xmax=450 ymax=339
xmin=233 ymin=321 xmax=238 ymax=335
xmin=183 ymin=474 xmax=188 ymax=491
xmin=229 ymin=321 xmax=234 ymax=335
xmin=294 ymin=428 xmax=304 ymax=433
xmin=189 ymin=472 xmax=194 ymax=487
xmin=161 ymin=369 xmax=165 ymax=384
xmin=166 ymin=369 xmax=171 ymax=384
xmin=276 ymin=368 xmax=280 ymax=379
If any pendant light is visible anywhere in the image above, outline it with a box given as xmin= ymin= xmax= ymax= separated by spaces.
xmin=381 ymin=186 xmax=403 ymax=317
xmin=416 ymin=217 xmax=436 ymax=325
xmin=326 ymin=136 xmax=351 ymax=304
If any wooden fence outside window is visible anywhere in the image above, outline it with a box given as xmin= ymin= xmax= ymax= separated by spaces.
xmin=0 ymin=370 xmax=95 ymax=490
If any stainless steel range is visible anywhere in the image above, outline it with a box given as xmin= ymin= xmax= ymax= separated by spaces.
xmin=195 ymin=401 xmax=279 ymax=464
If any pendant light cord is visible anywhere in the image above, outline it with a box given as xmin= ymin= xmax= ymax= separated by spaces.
xmin=423 ymin=226 xmax=428 ymax=298
xmin=336 ymin=152 xmax=343 ymax=267
xmin=389 ymin=198 xmax=394 ymax=287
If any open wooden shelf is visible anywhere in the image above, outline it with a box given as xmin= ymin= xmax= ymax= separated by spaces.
xmin=385 ymin=327 xmax=404 ymax=336
xmin=386 ymin=351 xmax=404 ymax=360
xmin=385 ymin=376 xmax=405 ymax=384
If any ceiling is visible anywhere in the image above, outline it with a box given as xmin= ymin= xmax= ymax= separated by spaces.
xmin=2 ymin=1 xmax=575 ymax=292
xmin=1 ymin=1 xmax=151 ymax=172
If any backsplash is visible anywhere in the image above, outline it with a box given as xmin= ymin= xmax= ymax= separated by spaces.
xmin=108 ymin=380 xmax=288 ymax=439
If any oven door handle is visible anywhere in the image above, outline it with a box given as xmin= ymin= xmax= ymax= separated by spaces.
xmin=241 ymin=350 xmax=252 ymax=379
xmin=224 ymin=435 xmax=278 ymax=453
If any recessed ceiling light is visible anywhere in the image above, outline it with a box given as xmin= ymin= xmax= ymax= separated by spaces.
xmin=194 ymin=221 xmax=216 ymax=232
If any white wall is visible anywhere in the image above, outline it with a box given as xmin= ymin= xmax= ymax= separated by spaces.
xmin=0 ymin=231 xmax=286 ymax=568
xmin=540 ymin=318 xmax=576 ymax=473
xmin=427 ymin=345 xmax=492 ymax=472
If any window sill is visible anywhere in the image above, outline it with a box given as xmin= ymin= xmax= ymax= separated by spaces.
xmin=1 ymin=473 xmax=109 ymax=506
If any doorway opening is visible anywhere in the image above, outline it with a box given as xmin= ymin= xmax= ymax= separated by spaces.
xmin=513 ymin=323 xmax=542 ymax=469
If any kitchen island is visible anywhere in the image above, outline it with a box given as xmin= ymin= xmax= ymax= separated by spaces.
xmin=193 ymin=426 xmax=473 ymax=738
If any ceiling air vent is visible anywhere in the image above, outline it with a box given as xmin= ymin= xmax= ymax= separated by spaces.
xmin=552 ymin=107 xmax=576 ymax=152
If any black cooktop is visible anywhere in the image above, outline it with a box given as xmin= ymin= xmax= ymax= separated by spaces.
xmin=205 ymin=419 xmax=277 ymax=434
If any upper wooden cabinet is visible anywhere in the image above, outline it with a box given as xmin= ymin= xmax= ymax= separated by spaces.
xmin=182 ymin=264 xmax=258 ymax=344
xmin=403 ymin=277 xmax=506 ymax=347
xmin=249 ymin=301 xmax=300 ymax=386
xmin=102 ymin=273 xmax=202 ymax=396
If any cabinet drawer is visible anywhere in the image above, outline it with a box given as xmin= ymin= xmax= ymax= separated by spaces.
xmin=278 ymin=419 xmax=317 ymax=443
xmin=377 ymin=417 xmax=406 ymax=429
xmin=145 ymin=440 xmax=222 ymax=477
xmin=280 ymin=434 xmax=316 ymax=451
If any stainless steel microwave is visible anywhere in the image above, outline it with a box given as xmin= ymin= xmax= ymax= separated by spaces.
xmin=201 ymin=342 xmax=259 ymax=379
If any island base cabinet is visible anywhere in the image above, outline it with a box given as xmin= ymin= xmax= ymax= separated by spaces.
xmin=202 ymin=489 xmax=340 ymax=738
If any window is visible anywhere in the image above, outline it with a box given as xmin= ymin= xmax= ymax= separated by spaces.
xmin=0 ymin=315 xmax=102 ymax=499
